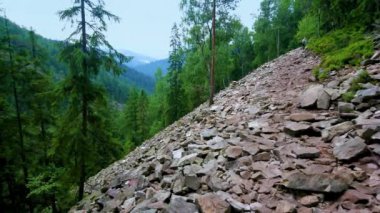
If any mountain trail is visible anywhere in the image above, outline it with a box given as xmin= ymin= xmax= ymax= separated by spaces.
xmin=72 ymin=48 xmax=380 ymax=212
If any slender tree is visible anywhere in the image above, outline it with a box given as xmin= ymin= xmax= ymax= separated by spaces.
xmin=58 ymin=0 xmax=128 ymax=200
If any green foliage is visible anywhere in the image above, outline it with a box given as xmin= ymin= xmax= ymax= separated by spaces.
xmin=308 ymin=28 xmax=374 ymax=72
xmin=342 ymin=91 xmax=355 ymax=102
xmin=296 ymin=14 xmax=319 ymax=41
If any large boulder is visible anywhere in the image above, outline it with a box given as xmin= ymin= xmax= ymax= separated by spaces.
xmin=283 ymin=172 xmax=350 ymax=193
xmin=299 ymin=84 xmax=330 ymax=109
xmin=333 ymin=137 xmax=367 ymax=161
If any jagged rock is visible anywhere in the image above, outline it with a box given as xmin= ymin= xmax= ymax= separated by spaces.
xmin=225 ymin=146 xmax=242 ymax=159
xmin=333 ymin=137 xmax=367 ymax=161
xmin=172 ymin=175 xmax=185 ymax=194
xmin=208 ymin=175 xmax=230 ymax=192
xmin=283 ymin=172 xmax=350 ymax=193
xmin=338 ymin=102 xmax=355 ymax=113
xmin=172 ymin=149 xmax=184 ymax=159
xmin=352 ymin=86 xmax=380 ymax=103
xmin=184 ymin=164 xmax=202 ymax=176
xmin=322 ymin=121 xmax=354 ymax=142
xmin=372 ymin=131 xmax=380 ymax=142
xmin=121 ymin=197 xmax=136 ymax=212
xmin=167 ymin=198 xmax=199 ymax=213
xmin=207 ymin=136 xmax=228 ymax=150
xmin=299 ymin=84 xmax=330 ymax=109
xmin=293 ymin=146 xmax=320 ymax=159
xmin=317 ymin=90 xmax=331 ymax=109
xmin=177 ymin=153 xmax=199 ymax=167
xmin=298 ymin=195 xmax=319 ymax=207
xmin=275 ymin=200 xmax=296 ymax=213
xmin=252 ymin=152 xmax=271 ymax=161
xmin=238 ymin=142 xmax=259 ymax=155
xmin=184 ymin=175 xmax=200 ymax=191
xmin=197 ymin=160 xmax=218 ymax=176
xmin=196 ymin=193 xmax=231 ymax=213
xmin=289 ymin=112 xmax=317 ymax=122
xmin=369 ymin=144 xmax=380 ymax=155
xmin=201 ymin=128 xmax=218 ymax=140
xmin=284 ymin=121 xmax=315 ymax=137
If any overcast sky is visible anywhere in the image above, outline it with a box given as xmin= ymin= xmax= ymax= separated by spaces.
xmin=1 ymin=0 xmax=262 ymax=59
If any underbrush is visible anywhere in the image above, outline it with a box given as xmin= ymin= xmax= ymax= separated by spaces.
xmin=308 ymin=28 xmax=373 ymax=80
xmin=342 ymin=70 xmax=373 ymax=102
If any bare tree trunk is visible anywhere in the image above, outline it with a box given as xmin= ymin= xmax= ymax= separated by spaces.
xmin=209 ymin=0 xmax=216 ymax=106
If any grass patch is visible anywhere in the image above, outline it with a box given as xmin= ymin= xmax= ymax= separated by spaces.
xmin=308 ymin=27 xmax=374 ymax=74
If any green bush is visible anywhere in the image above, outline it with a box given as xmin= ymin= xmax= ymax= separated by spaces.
xmin=308 ymin=27 xmax=374 ymax=72
xmin=342 ymin=91 xmax=355 ymax=102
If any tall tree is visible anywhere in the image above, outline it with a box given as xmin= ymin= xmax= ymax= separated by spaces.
xmin=167 ymin=23 xmax=185 ymax=123
xmin=57 ymin=0 xmax=128 ymax=200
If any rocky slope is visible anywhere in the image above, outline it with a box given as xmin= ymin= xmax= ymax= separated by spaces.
xmin=71 ymin=48 xmax=380 ymax=212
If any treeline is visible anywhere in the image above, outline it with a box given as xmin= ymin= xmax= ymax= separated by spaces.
xmin=123 ymin=0 xmax=379 ymax=147
xmin=0 ymin=0 xmax=379 ymax=212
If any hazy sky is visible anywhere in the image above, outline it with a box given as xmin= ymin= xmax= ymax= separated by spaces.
xmin=1 ymin=0 xmax=262 ymax=59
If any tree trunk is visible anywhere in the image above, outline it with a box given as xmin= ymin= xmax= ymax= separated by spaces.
xmin=209 ymin=0 xmax=216 ymax=106
xmin=78 ymin=0 xmax=88 ymax=201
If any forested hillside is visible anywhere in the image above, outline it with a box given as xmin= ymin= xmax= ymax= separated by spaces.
xmin=1 ymin=0 xmax=379 ymax=212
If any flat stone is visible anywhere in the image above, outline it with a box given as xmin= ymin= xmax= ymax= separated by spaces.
xmin=183 ymin=164 xmax=202 ymax=176
xmin=167 ymin=198 xmax=198 ymax=213
xmin=333 ymin=137 xmax=367 ymax=161
xmin=201 ymin=128 xmax=218 ymax=140
xmin=225 ymin=146 xmax=243 ymax=159
xmin=207 ymin=136 xmax=228 ymax=150
xmin=298 ymin=195 xmax=319 ymax=207
xmin=184 ymin=175 xmax=200 ymax=191
xmin=196 ymin=193 xmax=231 ymax=213
xmin=197 ymin=160 xmax=218 ymax=176
xmin=283 ymin=172 xmax=350 ymax=193
xmin=275 ymin=200 xmax=296 ymax=213
xmin=284 ymin=121 xmax=314 ymax=137
xmin=293 ymin=146 xmax=321 ymax=159
xmin=322 ymin=121 xmax=354 ymax=142
xmin=177 ymin=153 xmax=199 ymax=167
xmin=353 ymin=86 xmax=380 ymax=103
xmin=372 ymin=131 xmax=380 ymax=142
xmin=289 ymin=112 xmax=317 ymax=122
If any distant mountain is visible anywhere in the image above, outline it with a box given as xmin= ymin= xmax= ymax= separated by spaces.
xmin=120 ymin=49 xmax=157 ymax=67
xmin=1 ymin=17 xmax=155 ymax=103
xmin=134 ymin=58 xmax=169 ymax=78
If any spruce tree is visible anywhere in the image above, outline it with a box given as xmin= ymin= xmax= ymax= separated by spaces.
xmin=57 ymin=0 xmax=128 ymax=200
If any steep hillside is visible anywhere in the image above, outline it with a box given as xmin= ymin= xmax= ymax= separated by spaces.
xmin=71 ymin=49 xmax=380 ymax=212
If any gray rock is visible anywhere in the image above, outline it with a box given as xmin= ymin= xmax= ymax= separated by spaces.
xmin=333 ymin=137 xmax=367 ymax=161
xmin=167 ymin=198 xmax=199 ymax=213
xmin=298 ymin=195 xmax=319 ymax=207
xmin=197 ymin=160 xmax=218 ymax=176
xmin=177 ymin=153 xmax=199 ymax=167
xmin=322 ymin=121 xmax=354 ymax=142
xmin=184 ymin=175 xmax=200 ymax=191
xmin=293 ymin=146 xmax=320 ymax=159
xmin=353 ymin=86 xmax=380 ymax=103
xmin=338 ymin=102 xmax=355 ymax=113
xmin=201 ymin=128 xmax=218 ymax=140
xmin=183 ymin=164 xmax=202 ymax=176
xmin=284 ymin=172 xmax=350 ymax=193
xmin=317 ymin=90 xmax=331 ymax=109
xmin=207 ymin=136 xmax=228 ymax=150
xmin=299 ymin=84 xmax=324 ymax=108
xmin=299 ymin=84 xmax=330 ymax=109
xmin=284 ymin=121 xmax=315 ymax=137
xmin=369 ymin=144 xmax=380 ymax=155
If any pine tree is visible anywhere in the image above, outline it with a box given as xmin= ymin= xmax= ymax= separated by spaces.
xmin=57 ymin=0 xmax=128 ymax=200
xmin=167 ymin=24 xmax=185 ymax=123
